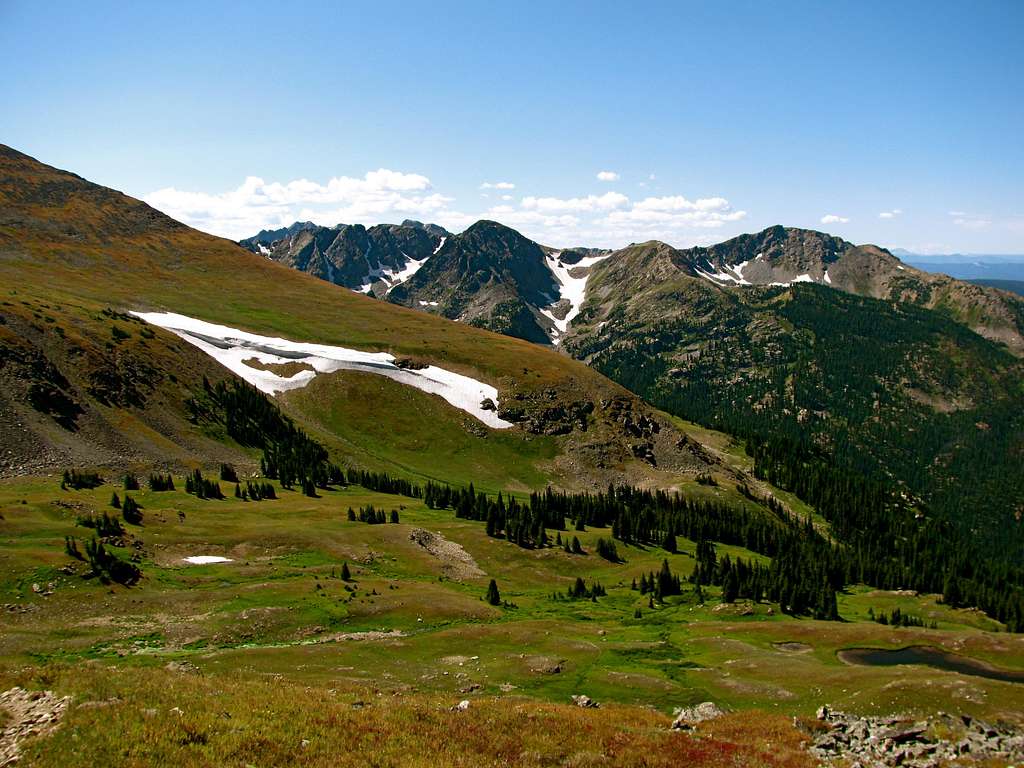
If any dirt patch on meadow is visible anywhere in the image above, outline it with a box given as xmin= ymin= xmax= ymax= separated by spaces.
xmin=319 ymin=629 xmax=407 ymax=644
xmin=773 ymin=642 xmax=813 ymax=654
xmin=408 ymin=528 xmax=484 ymax=581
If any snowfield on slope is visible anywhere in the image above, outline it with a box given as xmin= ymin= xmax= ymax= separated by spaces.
xmin=132 ymin=312 xmax=513 ymax=429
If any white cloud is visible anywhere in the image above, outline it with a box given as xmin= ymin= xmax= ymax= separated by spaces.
xmin=145 ymin=169 xmax=457 ymax=239
xmin=820 ymin=214 xmax=850 ymax=224
xmin=878 ymin=208 xmax=902 ymax=219
xmin=606 ymin=196 xmax=746 ymax=230
xmin=596 ymin=170 xmax=620 ymax=182
xmin=145 ymin=168 xmax=749 ymax=250
xmin=949 ymin=211 xmax=991 ymax=230
xmin=521 ymin=192 xmax=629 ymax=213
xmin=480 ymin=181 xmax=515 ymax=190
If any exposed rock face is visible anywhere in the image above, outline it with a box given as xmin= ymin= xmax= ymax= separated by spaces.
xmin=240 ymin=220 xmax=448 ymax=295
xmin=389 ymin=220 xmax=559 ymax=343
xmin=803 ymin=707 xmax=1024 ymax=767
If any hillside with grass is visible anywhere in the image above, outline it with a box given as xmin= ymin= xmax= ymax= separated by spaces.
xmin=2 ymin=468 xmax=1023 ymax=766
xmin=2 ymin=144 xmax=1024 ymax=766
xmin=0 ymin=144 xmax=725 ymax=493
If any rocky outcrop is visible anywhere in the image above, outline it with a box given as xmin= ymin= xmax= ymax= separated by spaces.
xmin=803 ymin=706 xmax=1024 ymax=767
xmin=497 ymin=390 xmax=594 ymax=435
xmin=671 ymin=701 xmax=727 ymax=730
xmin=0 ymin=687 xmax=71 ymax=766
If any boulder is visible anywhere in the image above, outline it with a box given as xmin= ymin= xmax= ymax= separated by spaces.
xmin=671 ymin=701 xmax=726 ymax=730
xmin=571 ymin=695 xmax=599 ymax=708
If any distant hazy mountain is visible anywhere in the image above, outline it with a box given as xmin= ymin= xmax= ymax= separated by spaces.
xmin=969 ymin=279 xmax=1024 ymax=296
xmin=893 ymin=249 xmax=1024 ymax=282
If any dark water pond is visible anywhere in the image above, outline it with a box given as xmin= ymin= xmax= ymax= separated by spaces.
xmin=839 ymin=645 xmax=1024 ymax=684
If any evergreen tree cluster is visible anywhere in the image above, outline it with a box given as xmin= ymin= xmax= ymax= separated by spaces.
xmin=868 ymin=607 xmax=937 ymax=629
xmin=558 ymin=534 xmax=585 ymax=555
xmin=184 ymin=469 xmax=224 ymax=500
xmin=65 ymin=535 xmax=140 ymax=585
xmin=553 ymin=576 xmax=606 ymax=601
xmin=348 ymin=469 xmax=421 ymax=497
xmin=424 ymin=477 xmax=840 ymax=619
xmin=60 ymin=469 xmax=102 ymax=490
xmin=638 ymin=559 xmax=682 ymax=600
xmin=234 ymin=481 xmax=277 ymax=501
xmin=147 ymin=473 xmax=175 ymax=491
xmin=595 ymin=537 xmax=620 ymax=562
xmin=347 ymin=505 xmax=400 ymax=524
xmin=121 ymin=495 xmax=143 ymax=525
xmin=76 ymin=511 xmax=124 ymax=538
xmin=750 ymin=436 xmax=1024 ymax=631
xmin=219 ymin=463 xmax=239 ymax=482
xmin=189 ymin=378 xmax=342 ymax=492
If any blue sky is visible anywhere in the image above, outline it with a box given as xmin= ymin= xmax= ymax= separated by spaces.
xmin=2 ymin=0 xmax=1022 ymax=252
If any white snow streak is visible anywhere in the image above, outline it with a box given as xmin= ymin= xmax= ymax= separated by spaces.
xmin=823 ymin=270 xmax=832 ymax=284
xmin=131 ymin=312 xmax=513 ymax=429
xmin=542 ymin=251 xmax=610 ymax=344
xmin=183 ymin=556 xmax=233 ymax=564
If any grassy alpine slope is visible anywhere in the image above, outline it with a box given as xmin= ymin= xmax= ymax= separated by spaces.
xmin=2 ymin=145 xmax=1024 ymax=765
xmin=2 ymin=472 xmax=1023 ymax=766
xmin=0 ymin=144 xmax=716 ymax=492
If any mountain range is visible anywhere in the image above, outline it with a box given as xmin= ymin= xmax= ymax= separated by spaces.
xmin=241 ymin=219 xmax=1024 ymax=355
xmin=240 ymin=215 xmax=1024 ymax=555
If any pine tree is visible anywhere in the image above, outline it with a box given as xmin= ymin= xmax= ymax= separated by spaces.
xmin=485 ymin=579 xmax=501 ymax=606
xmin=341 ymin=562 xmax=351 ymax=581
xmin=121 ymin=495 xmax=142 ymax=525
xmin=110 ymin=492 xmax=121 ymax=509
xmin=661 ymin=530 xmax=677 ymax=554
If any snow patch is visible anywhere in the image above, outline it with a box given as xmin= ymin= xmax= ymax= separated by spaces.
xmin=542 ymin=251 xmax=610 ymax=343
xmin=183 ymin=556 xmax=232 ymax=565
xmin=695 ymin=264 xmax=751 ymax=286
xmin=418 ymin=300 xmax=440 ymax=307
xmin=432 ymin=236 xmax=447 ymax=255
xmin=131 ymin=312 xmax=513 ymax=429
xmin=823 ymin=270 xmax=832 ymax=284
xmin=258 ymin=244 xmax=271 ymax=257
xmin=791 ymin=274 xmax=815 ymax=283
